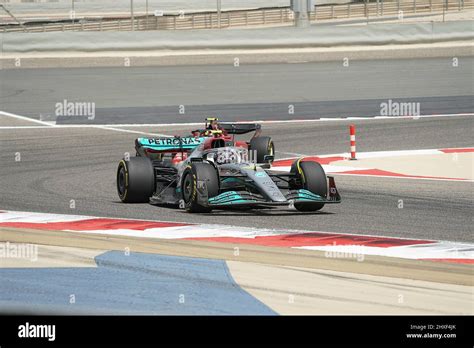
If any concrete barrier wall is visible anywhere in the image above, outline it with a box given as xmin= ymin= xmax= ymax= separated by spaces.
xmin=1 ymin=20 xmax=473 ymax=54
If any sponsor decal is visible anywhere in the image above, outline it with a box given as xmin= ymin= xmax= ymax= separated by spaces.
xmin=147 ymin=137 xmax=202 ymax=146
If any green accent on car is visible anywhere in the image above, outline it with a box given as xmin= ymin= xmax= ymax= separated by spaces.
xmin=222 ymin=177 xmax=243 ymax=183
xmin=295 ymin=189 xmax=325 ymax=202
xmin=208 ymin=191 xmax=257 ymax=205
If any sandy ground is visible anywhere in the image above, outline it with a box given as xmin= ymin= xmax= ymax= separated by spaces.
xmin=0 ymin=244 xmax=103 ymax=268
xmin=227 ymin=261 xmax=474 ymax=314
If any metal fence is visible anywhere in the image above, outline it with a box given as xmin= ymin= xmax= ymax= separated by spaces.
xmin=1 ymin=0 xmax=471 ymax=33
xmin=313 ymin=0 xmax=469 ymax=20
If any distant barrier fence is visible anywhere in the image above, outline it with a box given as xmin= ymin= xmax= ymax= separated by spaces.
xmin=0 ymin=0 xmax=471 ymax=33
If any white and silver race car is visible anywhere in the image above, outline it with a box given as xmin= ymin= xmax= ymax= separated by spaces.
xmin=116 ymin=123 xmax=340 ymax=213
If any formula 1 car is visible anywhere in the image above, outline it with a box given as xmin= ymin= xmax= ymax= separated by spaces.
xmin=116 ymin=123 xmax=341 ymax=213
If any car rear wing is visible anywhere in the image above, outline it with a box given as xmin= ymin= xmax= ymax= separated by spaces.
xmin=219 ymin=123 xmax=261 ymax=135
xmin=135 ymin=136 xmax=205 ymax=154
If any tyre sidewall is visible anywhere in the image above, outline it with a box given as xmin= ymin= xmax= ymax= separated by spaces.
xmin=117 ymin=157 xmax=155 ymax=203
xmin=182 ymin=163 xmax=219 ymax=213
xmin=290 ymin=160 xmax=327 ymax=211
xmin=249 ymin=136 xmax=274 ymax=164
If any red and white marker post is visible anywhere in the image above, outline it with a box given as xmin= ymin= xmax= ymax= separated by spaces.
xmin=349 ymin=124 xmax=357 ymax=160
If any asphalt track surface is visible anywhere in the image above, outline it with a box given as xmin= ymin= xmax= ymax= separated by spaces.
xmin=0 ymin=116 xmax=472 ymax=242
xmin=1 ymin=58 xmax=473 ymax=124
xmin=0 ymin=58 xmax=473 ymax=242
xmin=1 ymin=59 xmax=473 ymax=317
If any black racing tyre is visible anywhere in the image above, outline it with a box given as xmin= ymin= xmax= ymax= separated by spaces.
xmin=117 ymin=157 xmax=155 ymax=203
xmin=181 ymin=162 xmax=219 ymax=213
xmin=249 ymin=136 xmax=274 ymax=164
xmin=290 ymin=160 xmax=327 ymax=212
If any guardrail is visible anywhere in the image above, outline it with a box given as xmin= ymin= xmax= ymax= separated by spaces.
xmin=0 ymin=0 xmax=471 ymax=33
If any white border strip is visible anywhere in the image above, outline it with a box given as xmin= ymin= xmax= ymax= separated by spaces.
xmin=296 ymin=243 xmax=473 ymax=261
xmin=93 ymin=125 xmax=173 ymax=138
xmin=0 ymin=209 xmax=465 ymax=244
xmin=0 ymin=210 xmax=472 ymax=261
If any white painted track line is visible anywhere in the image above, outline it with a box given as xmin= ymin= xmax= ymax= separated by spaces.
xmin=0 ymin=111 xmax=472 ymax=130
xmin=0 ymin=111 xmax=55 ymax=127
xmin=93 ymin=126 xmax=173 ymax=138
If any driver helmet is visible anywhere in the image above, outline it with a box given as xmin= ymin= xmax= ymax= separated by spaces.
xmin=206 ymin=117 xmax=220 ymax=130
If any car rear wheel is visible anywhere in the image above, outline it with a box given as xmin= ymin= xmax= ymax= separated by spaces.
xmin=290 ymin=160 xmax=327 ymax=211
xmin=182 ymin=162 xmax=219 ymax=213
xmin=249 ymin=136 xmax=274 ymax=164
xmin=117 ymin=157 xmax=155 ymax=203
